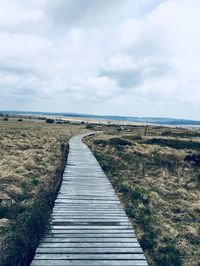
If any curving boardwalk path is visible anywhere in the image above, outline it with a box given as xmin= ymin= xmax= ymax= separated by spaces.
xmin=31 ymin=133 xmax=148 ymax=266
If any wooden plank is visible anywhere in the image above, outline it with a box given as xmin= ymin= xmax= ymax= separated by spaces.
xmin=50 ymin=223 xmax=131 ymax=226
xmin=61 ymin=180 xmax=110 ymax=184
xmin=44 ymin=233 xmax=135 ymax=238
xmin=36 ymin=247 xmax=143 ymax=254
xmin=52 ymin=214 xmax=126 ymax=217
xmin=51 ymin=214 xmax=127 ymax=217
xmin=53 ymin=205 xmax=124 ymax=209
xmin=51 ymin=216 xmax=128 ymax=220
xmin=50 ymin=225 xmax=133 ymax=230
xmin=58 ymin=193 xmax=117 ymax=197
xmin=31 ymin=260 xmax=148 ymax=266
xmin=51 ymin=214 xmax=127 ymax=218
xmin=52 ymin=211 xmax=126 ymax=214
xmin=42 ymin=238 xmax=138 ymax=243
xmin=58 ymin=192 xmax=115 ymax=194
xmin=53 ymin=205 xmax=124 ymax=208
xmin=49 ymin=229 xmax=135 ymax=234
xmin=52 ymin=210 xmax=125 ymax=213
xmin=55 ymin=200 xmax=120 ymax=203
xmin=50 ymin=220 xmax=129 ymax=224
xmin=56 ymin=197 xmax=117 ymax=200
xmin=63 ymin=175 xmax=107 ymax=178
xmin=34 ymin=253 xmax=146 ymax=260
xmin=61 ymin=179 xmax=110 ymax=182
xmin=39 ymin=242 xmax=140 ymax=248
xmin=53 ymin=205 xmax=123 ymax=208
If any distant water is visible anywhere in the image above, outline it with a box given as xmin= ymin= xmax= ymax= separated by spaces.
xmin=1 ymin=110 xmax=200 ymax=128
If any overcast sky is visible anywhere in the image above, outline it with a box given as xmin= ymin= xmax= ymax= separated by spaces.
xmin=0 ymin=0 xmax=200 ymax=119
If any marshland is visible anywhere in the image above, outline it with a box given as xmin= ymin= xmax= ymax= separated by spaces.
xmin=0 ymin=118 xmax=199 ymax=266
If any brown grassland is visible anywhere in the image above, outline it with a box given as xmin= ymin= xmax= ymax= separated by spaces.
xmin=85 ymin=124 xmax=200 ymax=266
xmin=0 ymin=118 xmax=200 ymax=266
xmin=0 ymin=119 xmax=84 ymax=266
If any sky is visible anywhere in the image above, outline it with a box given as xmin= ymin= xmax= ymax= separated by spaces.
xmin=0 ymin=0 xmax=200 ymax=119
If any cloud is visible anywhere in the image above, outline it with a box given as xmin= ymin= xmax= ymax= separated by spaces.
xmin=0 ymin=1 xmax=46 ymax=33
xmin=43 ymin=0 xmax=126 ymax=28
xmin=101 ymin=0 xmax=200 ymax=116
xmin=0 ymin=0 xmax=200 ymax=119
xmin=68 ymin=76 xmax=120 ymax=102
xmin=101 ymin=54 xmax=172 ymax=88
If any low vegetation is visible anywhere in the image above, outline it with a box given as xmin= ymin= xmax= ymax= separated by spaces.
xmin=86 ymin=125 xmax=200 ymax=266
xmin=146 ymin=138 xmax=200 ymax=150
xmin=45 ymin=118 xmax=55 ymax=124
xmin=0 ymin=119 xmax=84 ymax=266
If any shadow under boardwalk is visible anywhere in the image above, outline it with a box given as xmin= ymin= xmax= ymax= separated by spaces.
xmin=31 ymin=133 xmax=148 ymax=266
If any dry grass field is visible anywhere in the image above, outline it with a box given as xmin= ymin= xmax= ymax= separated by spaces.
xmin=86 ymin=125 xmax=200 ymax=266
xmin=1 ymin=119 xmax=199 ymax=266
xmin=0 ymin=119 xmax=84 ymax=266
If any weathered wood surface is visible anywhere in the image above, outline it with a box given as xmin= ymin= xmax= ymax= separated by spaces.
xmin=31 ymin=133 xmax=148 ymax=266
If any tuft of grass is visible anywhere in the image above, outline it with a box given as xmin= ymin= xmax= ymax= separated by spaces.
xmin=156 ymin=245 xmax=182 ymax=266
xmin=45 ymin=118 xmax=54 ymax=124
xmin=140 ymin=231 xmax=156 ymax=251
xmin=0 ymin=206 xmax=10 ymax=219
xmin=109 ymin=137 xmax=132 ymax=147
xmin=184 ymin=154 xmax=200 ymax=167
xmin=129 ymin=134 xmax=142 ymax=141
xmin=93 ymin=139 xmax=108 ymax=146
xmin=86 ymin=124 xmax=94 ymax=129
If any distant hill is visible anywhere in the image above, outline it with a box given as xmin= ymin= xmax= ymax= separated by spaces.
xmin=1 ymin=110 xmax=200 ymax=126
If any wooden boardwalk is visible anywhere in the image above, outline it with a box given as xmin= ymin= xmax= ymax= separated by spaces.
xmin=31 ymin=133 xmax=148 ymax=266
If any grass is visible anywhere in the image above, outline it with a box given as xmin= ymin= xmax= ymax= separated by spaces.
xmin=0 ymin=119 xmax=84 ymax=266
xmin=146 ymin=138 xmax=200 ymax=150
xmin=161 ymin=130 xmax=200 ymax=138
xmin=85 ymin=125 xmax=200 ymax=266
